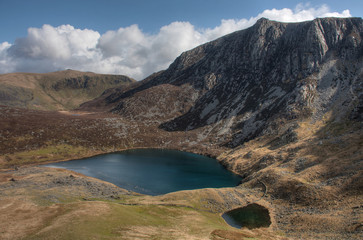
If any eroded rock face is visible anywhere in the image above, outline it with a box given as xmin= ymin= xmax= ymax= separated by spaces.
xmin=107 ymin=17 xmax=362 ymax=147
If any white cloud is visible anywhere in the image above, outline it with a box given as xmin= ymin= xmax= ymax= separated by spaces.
xmin=9 ymin=24 xmax=100 ymax=60
xmin=202 ymin=4 xmax=351 ymax=40
xmin=0 ymin=42 xmax=11 ymax=53
xmin=0 ymin=42 xmax=12 ymax=73
xmin=256 ymin=3 xmax=350 ymax=22
xmin=98 ymin=24 xmax=146 ymax=59
xmin=0 ymin=4 xmax=352 ymax=80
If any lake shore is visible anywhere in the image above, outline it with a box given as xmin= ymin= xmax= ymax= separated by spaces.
xmin=1 ymin=106 xmax=362 ymax=239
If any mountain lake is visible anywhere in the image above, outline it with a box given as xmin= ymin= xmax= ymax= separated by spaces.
xmin=44 ymin=149 xmax=242 ymax=195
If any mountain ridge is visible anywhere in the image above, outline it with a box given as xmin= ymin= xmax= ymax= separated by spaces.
xmin=86 ymin=17 xmax=362 ymax=147
xmin=0 ymin=69 xmax=135 ymax=110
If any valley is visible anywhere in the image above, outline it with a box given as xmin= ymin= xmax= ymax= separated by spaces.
xmin=0 ymin=17 xmax=362 ymax=239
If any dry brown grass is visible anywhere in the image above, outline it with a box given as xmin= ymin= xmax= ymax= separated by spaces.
xmin=0 ymin=198 xmax=65 ymax=240
xmin=0 ymin=70 xmax=134 ymax=111
xmin=0 ymin=104 xmax=361 ymax=239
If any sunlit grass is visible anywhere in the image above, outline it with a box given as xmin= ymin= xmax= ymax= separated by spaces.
xmin=25 ymin=200 xmax=228 ymax=240
xmin=2 ymin=144 xmax=96 ymax=168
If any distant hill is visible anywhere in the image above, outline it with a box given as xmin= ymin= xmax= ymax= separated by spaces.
xmin=0 ymin=70 xmax=135 ymax=110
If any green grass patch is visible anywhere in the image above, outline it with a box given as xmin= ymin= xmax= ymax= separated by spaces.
xmin=24 ymin=201 xmax=228 ymax=240
xmin=2 ymin=144 xmax=94 ymax=168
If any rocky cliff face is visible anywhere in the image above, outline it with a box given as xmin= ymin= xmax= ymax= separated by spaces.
xmin=107 ymin=17 xmax=362 ymax=148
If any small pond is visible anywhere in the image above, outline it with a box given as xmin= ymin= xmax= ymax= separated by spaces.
xmin=44 ymin=149 xmax=242 ymax=195
xmin=222 ymin=204 xmax=271 ymax=229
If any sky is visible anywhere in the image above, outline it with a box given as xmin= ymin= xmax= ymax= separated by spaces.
xmin=0 ymin=0 xmax=361 ymax=80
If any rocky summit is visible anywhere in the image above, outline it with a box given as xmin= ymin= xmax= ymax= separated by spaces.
xmin=1 ymin=17 xmax=362 ymax=240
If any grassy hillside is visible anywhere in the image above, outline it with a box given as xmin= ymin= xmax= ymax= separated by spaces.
xmin=0 ymin=70 xmax=135 ymax=110
xmin=0 ymin=106 xmax=361 ymax=239
xmin=0 ymin=167 xmax=283 ymax=240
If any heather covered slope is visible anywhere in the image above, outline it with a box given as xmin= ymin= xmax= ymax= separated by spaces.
xmin=0 ymin=69 xmax=135 ymax=110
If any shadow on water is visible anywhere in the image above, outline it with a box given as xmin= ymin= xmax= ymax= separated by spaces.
xmin=222 ymin=203 xmax=271 ymax=229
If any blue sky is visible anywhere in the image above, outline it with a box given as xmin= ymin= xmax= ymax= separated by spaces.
xmin=0 ymin=0 xmax=361 ymax=79
xmin=1 ymin=0 xmax=361 ymax=42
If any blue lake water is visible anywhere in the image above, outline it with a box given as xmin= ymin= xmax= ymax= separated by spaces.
xmin=44 ymin=149 xmax=242 ymax=195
